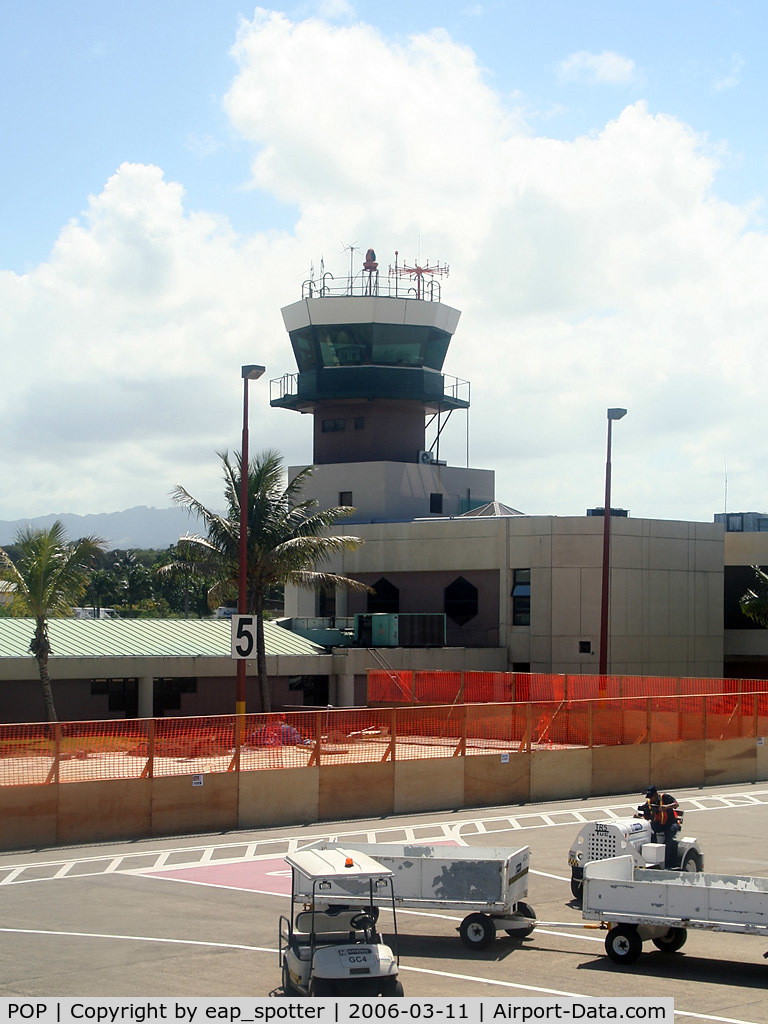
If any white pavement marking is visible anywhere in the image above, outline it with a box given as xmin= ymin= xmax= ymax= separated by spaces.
xmin=396 ymin=966 xmax=758 ymax=1023
xmin=0 ymin=925 xmax=756 ymax=1021
xmin=1 ymin=867 xmax=27 ymax=884
xmin=0 ymin=926 xmax=270 ymax=952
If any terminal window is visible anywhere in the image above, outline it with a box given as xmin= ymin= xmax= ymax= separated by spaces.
xmin=322 ymin=419 xmax=346 ymax=432
xmin=512 ymin=568 xmax=531 ymax=626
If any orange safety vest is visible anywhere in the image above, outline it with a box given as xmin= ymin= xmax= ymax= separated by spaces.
xmin=651 ymin=795 xmax=676 ymax=827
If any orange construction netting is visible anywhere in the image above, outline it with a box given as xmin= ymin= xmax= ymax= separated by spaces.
xmin=2 ymin=684 xmax=767 ymax=785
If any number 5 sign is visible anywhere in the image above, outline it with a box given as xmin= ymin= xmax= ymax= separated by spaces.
xmin=231 ymin=615 xmax=256 ymax=659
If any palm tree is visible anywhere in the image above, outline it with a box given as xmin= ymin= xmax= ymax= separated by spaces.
xmin=169 ymin=449 xmax=368 ymax=712
xmin=0 ymin=522 xmax=104 ymax=721
xmin=740 ymin=566 xmax=768 ymax=626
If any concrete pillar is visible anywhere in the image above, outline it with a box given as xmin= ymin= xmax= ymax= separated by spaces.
xmin=138 ymin=676 xmax=154 ymax=718
xmin=336 ymin=673 xmax=355 ymax=707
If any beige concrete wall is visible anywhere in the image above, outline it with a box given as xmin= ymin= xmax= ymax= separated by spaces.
xmin=291 ymin=514 xmax=725 ymax=680
xmin=318 ymin=761 xmax=395 ymax=822
xmin=464 ymin=752 xmax=530 ymax=808
xmin=394 ymin=757 xmax=464 ymax=814
xmin=0 ymin=784 xmax=58 ymax=848
xmin=151 ymin=773 xmax=238 ymax=837
xmin=239 ymin=766 xmax=319 ymax=828
xmin=4 ymin=734 xmax=767 ymax=850
xmin=530 ymin=748 xmax=592 ymax=801
xmin=592 ymin=744 xmax=651 ymax=795
xmin=58 ymin=779 xmax=151 ymax=845
xmin=704 ymin=737 xmax=756 ymax=785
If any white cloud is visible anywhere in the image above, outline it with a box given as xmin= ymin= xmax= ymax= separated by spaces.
xmin=3 ymin=11 xmax=768 ymax=527
xmin=559 ymin=50 xmax=637 ymax=85
xmin=713 ymin=54 xmax=745 ymax=93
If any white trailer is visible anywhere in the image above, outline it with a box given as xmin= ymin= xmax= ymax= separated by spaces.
xmin=300 ymin=841 xmax=535 ymax=950
xmin=582 ymin=854 xmax=768 ymax=965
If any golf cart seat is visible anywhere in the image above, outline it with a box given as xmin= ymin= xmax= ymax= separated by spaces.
xmin=293 ymin=909 xmax=366 ymax=946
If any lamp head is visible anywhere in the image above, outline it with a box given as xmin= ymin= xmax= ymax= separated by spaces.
xmin=607 ymin=407 xmax=627 ymax=421
xmin=242 ymin=364 xmax=266 ymax=380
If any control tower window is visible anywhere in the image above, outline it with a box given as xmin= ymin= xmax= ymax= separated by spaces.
xmin=290 ymin=327 xmax=319 ymax=371
xmin=444 ymin=576 xmax=478 ymax=626
xmin=293 ymin=324 xmax=452 ymax=370
xmin=368 ymin=577 xmax=399 ymax=614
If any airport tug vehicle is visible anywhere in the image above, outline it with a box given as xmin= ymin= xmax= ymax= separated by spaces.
xmin=279 ymin=845 xmax=403 ymax=997
xmin=568 ymin=814 xmax=703 ymax=902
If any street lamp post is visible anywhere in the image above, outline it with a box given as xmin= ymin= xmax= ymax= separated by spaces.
xmin=598 ymin=407 xmax=627 ymax=678
xmin=237 ymin=364 xmax=266 ymax=720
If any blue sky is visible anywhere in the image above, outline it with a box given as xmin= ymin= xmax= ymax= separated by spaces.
xmin=2 ymin=1 xmax=768 ymax=524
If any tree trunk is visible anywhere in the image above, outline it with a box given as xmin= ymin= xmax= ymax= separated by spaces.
xmin=255 ymin=591 xmax=271 ymax=713
xmin=37 ymin=652 xmax=57 ymax=723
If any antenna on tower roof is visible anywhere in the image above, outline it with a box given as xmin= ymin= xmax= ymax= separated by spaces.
xmin=341 ymin=241 xmax=361 ymax=292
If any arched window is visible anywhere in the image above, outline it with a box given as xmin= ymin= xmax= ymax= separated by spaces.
xmin=444 ymin=576 xmax=478 ymax=625
xmin=367 ymin=577 xmax=400 ymax=613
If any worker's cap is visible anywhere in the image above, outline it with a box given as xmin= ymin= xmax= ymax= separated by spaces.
xmin=646 ymin=785 xmax=658 ymax=797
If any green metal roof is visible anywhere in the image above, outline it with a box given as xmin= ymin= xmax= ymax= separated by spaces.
xmin=0 ymin=618 xmax=325 ymax=659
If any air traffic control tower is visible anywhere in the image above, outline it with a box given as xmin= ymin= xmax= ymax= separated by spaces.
xmin=271 ymin=250 xmax=494 ymax=521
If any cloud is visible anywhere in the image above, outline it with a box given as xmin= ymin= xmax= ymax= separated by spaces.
xmin=713 ymin=54 xmax=745 ymax=93
xmin=558 ymin=50 xmax=637 ymax=85
xmin=3 ymin=11 xmax=768 ymax=527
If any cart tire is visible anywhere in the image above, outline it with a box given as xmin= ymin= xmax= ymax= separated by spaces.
xmin=308 ymin=978 xmax=333 ymax=997
xmin=282 ymin=958 xmax=296 ymax=995
xmin=681 ymin=851 xmax=702 ymax=873
xmin=605 ymin=924 xmax=643 ymax=964
xmin=459 ymin=912 xmax=496 ymax=950
xmin=652 ymin=927 xmax=688 ymax=953
xmin=570 ymin=874 xmax=583 ymax=903
xmin=382 ymin=978 xmax=404 ymax=997
xmin=506 ymin=900 xmax=536 ymax=938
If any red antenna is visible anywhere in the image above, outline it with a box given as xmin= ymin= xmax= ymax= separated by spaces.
xmin=389 ymin=255 xmax=449 ymax=299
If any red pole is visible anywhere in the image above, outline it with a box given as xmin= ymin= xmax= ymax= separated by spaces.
xmin=598 ymin=408 xmax=627 ymax=678
xmin=598 ymin=417 xmax=613 ymax=677
xmin=236 ymin=375 xmax=249 ymax=720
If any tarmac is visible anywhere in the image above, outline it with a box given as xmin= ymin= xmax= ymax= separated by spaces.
xmin=2 ymin=783 xmax=768 ymax=1022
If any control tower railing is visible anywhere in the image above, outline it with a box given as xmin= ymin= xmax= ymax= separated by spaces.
xmin=301 ymin=270 xmax=443 ymax=302
xmin=270 ymin=370 xmax=470 ymax=406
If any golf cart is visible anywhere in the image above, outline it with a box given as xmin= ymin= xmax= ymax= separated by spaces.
xmin=279 ymin=845 xmax=403 ymax=997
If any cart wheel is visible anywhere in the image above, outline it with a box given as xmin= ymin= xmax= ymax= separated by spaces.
xmin=459 ymin=912 xmax=496 ymax=950
xmin=282 ymin=958 xmax=296 ymax=995
xmin=382 ymin=978 xmax=404 ymax=997
xmin=652 ymin=927 xmax=688 ymax=953
xmin=308 ymin=978 xmax=333 ymax=997
xmin=570 ymin=874 xmax=583 ymax=903
xmin=681 ymin=851 xmax=702 ymax=873
xmin=506 ymin=900 xmax=536 ymax=938
xmin=605 ymin=924 xmax=643 ymax=964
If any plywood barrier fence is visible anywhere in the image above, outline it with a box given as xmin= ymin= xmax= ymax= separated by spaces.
xmin=2 ymin=734 xmax=768 ymax=851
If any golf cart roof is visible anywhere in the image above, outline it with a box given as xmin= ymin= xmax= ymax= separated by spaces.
xmin=287 ymin=845 xmax=394 ymax=882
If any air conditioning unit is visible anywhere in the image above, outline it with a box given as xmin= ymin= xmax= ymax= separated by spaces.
xmin=418 ymin=450 xmax=435 ymax=465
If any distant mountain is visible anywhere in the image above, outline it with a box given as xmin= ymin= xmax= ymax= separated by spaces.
xmin=0 ymin=506 xmax=206 ymax=550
